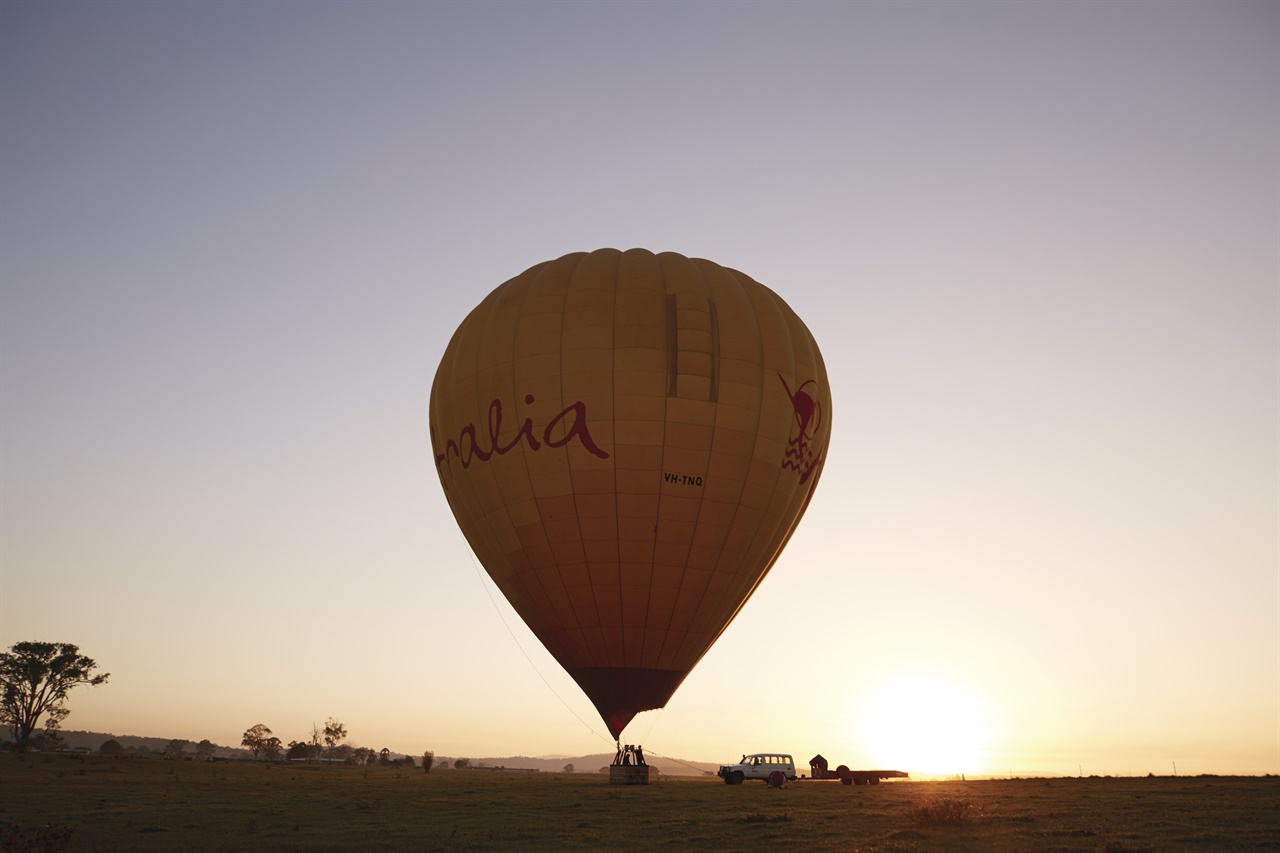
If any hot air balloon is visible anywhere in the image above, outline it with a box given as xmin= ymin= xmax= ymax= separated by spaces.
xmin=429 ymin=249 xmax=829 ymax=741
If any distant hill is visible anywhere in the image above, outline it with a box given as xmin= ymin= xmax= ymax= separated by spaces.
xmin=44 ymin=732 xmax=719 ymax=776
xmin=50 ymin=731 xmax=418 ymax=761
xmin=49 ymin=731 xmax=249 ymax=758
xmin=459 ymin=753 xmax=719 ymax=777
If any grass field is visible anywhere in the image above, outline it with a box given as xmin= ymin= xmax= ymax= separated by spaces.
xmin=1 ymin=753 xmax=1275 ymax=852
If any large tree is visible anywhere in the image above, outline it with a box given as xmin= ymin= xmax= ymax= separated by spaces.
xmin=322 ymin=717 xmax=347 ymax=757
xmin=0 ymin=641 xmax=109 ymax=752
xmin=285 ymin=739 xmax=317 ymax=761
xmin=241 ymin=723 xmax=273 ymax=759
xmin=261 ymin=736 xmax=283 ymax=762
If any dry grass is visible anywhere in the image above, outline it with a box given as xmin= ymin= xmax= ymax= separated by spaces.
xmin=913 ymin=796 xmax=981 ymax=824
xmin=0 ymin=753 xmax=1275 ymax=852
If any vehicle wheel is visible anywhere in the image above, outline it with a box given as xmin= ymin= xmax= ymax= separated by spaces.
xmin=869 ymin=777 xmax=880 ymax=785
xmin=729 ymin=770 xmax=745 ymax=785
xmin=841 ymin=777 xmax=853 ymax=786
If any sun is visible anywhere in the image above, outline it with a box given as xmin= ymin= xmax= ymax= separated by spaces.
xmin=858 ymin=676 xmax=989 ymax=776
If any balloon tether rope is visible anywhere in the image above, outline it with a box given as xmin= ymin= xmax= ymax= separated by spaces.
xmin=641 ymin=748 xmax=711 ymax=776
xmin=462 ymin=542 xmax=614 ymax=747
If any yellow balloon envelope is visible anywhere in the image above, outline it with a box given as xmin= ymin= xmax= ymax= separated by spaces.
xmin=430 ymin=249 xmax=830 ymax=738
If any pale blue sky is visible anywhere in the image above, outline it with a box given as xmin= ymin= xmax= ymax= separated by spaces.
xmin=2 ymin=1 xmax=1276 ymax=775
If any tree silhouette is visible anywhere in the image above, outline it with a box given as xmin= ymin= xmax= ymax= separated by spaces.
xmin=264 ymin=736 xmax=283 ymax=761
xmin=286 ymin=740 xmax=313 ymax=761
xmin=322 ymin=717 xmax=348 ymax=757
xmin=29 ymin=728 xmax=66 ymax=752
xmin=0 ymin=641 xmax=109 ymax=752
xmin=241 ymin=724 xmax=273 ymax=759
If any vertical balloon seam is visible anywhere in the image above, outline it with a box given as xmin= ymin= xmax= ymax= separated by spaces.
xmin=650 ymin=249 xmax=711 ymax=676
xmin=726 ymin=282 xmax=809 ymax=624
xmin=546 ymin=251 xmax=608 ymax=670
xmin=676 ymin=262 xmax=777 ymax=668
xmin=708 ymin=296 xmax=721 ymax=403
xmin=655 ymin=256 xmax=727 ymax=666
xmin=432 ymin=268 xmax=627 ymax=742
xmin=434 ymin=324 xmax=483 ymax=606
xmin=497 ymin=254 xmax=592 ymax=670
xmin=500 ymin=267 xmax=564 ymax=645
xmin=451 ymin=269 xmax=544 ymax=661
xmin=658 ymin=261 xmax=769 ymax=672
xmin=714 ymin=306 xmax=829 ymax=637
xmin=609 ymin=244 xmax=655 ymax=722
xmin=642 ymin=250 xmax=682 ymax=682
xmin=486 ymin=266 xmax=554 ymax=648
xmin=674 ymin=273 xmax=809 ymax=669
xmin=614 ymin=248 xmax=642 ymax=679
xmin=665 ymin=287 xmax=679 ymax=398
xmin=644 ymin=252 xmax=679 ymax=672
xmin=616 ymin=247 xmax=666 ymax=729
xmin=485 ymin=263 xmax=544 ymax=657
xmin=649 ymin=254 xmax=721 ymax=674
xmin=434 ymin=298 xmax=502 ymax=600
xmin=562 ymin=249 xmax=622 ymax=672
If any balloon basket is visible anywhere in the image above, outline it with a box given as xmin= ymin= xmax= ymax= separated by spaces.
xmin=609 ymin=764 xmax=650 ymax=785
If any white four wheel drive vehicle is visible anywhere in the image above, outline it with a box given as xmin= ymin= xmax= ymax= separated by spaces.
xmin=717 ymin=753 xmax=796 ymax=785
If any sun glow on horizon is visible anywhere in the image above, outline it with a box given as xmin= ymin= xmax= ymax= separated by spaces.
xmin=859 ymin=677 xmax=990 ymax=776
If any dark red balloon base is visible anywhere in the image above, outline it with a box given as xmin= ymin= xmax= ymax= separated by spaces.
xmin=568 ymin=666 xmax=689 ymax=739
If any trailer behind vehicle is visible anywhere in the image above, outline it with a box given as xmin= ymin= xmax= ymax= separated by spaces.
xmin=809 ymin=754 xmax=908 ymax=785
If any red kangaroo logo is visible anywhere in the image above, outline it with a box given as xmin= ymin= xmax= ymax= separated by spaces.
xmin=778 ymin=374 xmax=823 ymax=485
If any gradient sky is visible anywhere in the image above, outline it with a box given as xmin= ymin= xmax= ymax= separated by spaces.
xmin=1 ymin=1 xmax=1275 ymax=777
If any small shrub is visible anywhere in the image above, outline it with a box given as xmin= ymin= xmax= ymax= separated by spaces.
xmin=0 ymin=822 xmax=75 ymax=853
xmin=913 ymin=797 xmax=980 ymax=825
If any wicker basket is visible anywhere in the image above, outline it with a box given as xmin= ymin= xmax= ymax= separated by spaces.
xmin=609 ymin=764 xmax=651 ymax=785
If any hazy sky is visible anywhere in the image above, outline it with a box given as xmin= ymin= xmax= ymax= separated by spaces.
xmin=2 ymin=1 xmax=1275 ymax=777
